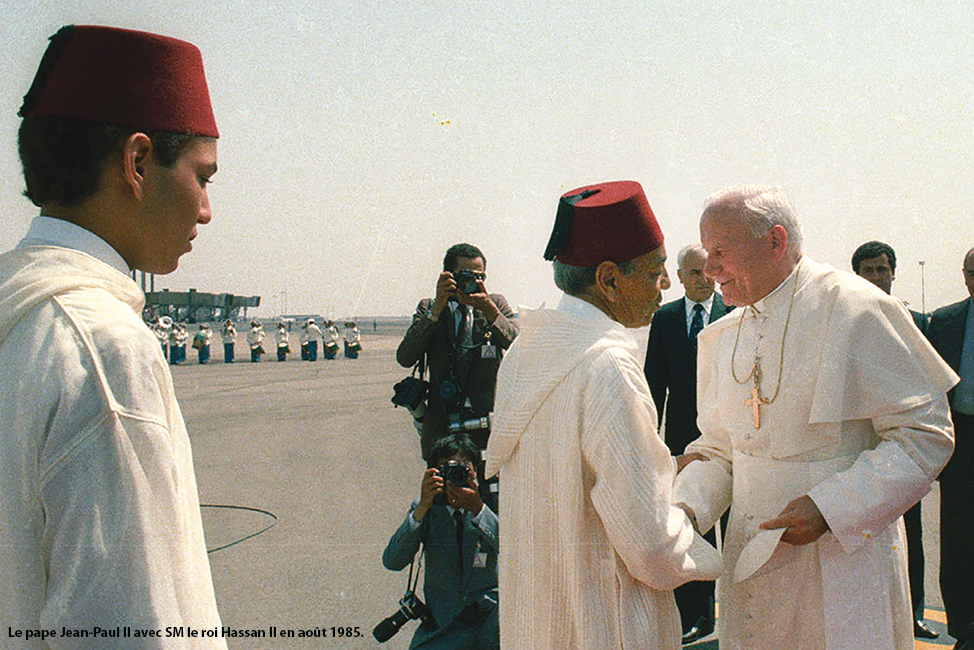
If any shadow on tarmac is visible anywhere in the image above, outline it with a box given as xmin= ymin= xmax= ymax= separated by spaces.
xmin=682 ymin=607 xmax=956 ymax=649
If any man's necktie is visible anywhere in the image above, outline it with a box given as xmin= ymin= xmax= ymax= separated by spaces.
xmin=456 ymin=306 xmax=471 ymax=346
xmin=689 ymin=303 xmax=705 ymax=339
xmin=454 ymin=510 xmax=465 ymax=568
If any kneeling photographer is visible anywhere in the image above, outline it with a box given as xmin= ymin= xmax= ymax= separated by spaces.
xmin=379 ymin=434 xmax=499 ymax=650
xmin=396 ymin=243 xmax=518 ymax=503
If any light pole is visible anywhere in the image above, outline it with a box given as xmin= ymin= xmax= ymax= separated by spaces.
xmin=918 ymin=260 xmax=926 ymax=315
xmin=278 ymin=289 xmax=287 ymax=317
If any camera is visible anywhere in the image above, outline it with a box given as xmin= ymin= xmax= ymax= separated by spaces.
xmin=373 ymin=590 xmax=434 ymax=642
xmin=453 ymin=269 xmax=483 ymax=295
xmin=433 ymin=459 xmax=470 ymax=506
xmin=437 ymin=459 xmax=470 ymax=487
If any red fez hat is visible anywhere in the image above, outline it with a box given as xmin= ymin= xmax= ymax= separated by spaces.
xmin=19 ymin=25 xmax=218 ymax=138
xmin=543 ymin=180 xmax=664 ymax=267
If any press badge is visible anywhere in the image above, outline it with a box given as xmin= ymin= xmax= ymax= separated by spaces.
xmin=481 ymin=344 xmax=498 ymax=359
xmin=473 ymin=541 xmax=488 ymax=568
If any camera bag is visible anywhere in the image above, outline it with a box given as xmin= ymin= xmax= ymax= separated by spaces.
xmin=392 ymin=356 xmax=429 ymax=412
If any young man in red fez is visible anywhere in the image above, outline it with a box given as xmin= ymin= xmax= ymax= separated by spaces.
xmin=0 ymin=25 xmax=226 ymax=646
xmin=484 ymin=181 xmax=722 ymax=650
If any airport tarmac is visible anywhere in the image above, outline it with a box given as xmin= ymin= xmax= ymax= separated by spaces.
xmin=174 ymin=328 xmax=424 ymax=649
xmin=172 ymin=326 xmax=953 ymax=649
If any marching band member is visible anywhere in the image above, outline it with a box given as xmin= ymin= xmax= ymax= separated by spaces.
xmin=276 ymin=322 xmax=290 ymax=362
xmin=247 ymin=319 xmax=265 ymax=363
xmin=221 ymin=319 xmax=236 ymax=363
xmin=343 ymin=320 xmax=362 ymax=358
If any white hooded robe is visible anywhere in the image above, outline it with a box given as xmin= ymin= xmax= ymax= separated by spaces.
xmin=0 ymin=246 xmax=226 ymax=649
xmin=486 ymin=295 xmax=722 ymax=650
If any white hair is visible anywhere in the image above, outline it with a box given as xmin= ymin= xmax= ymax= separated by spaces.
xmin=676 ymin=243 xmax=706 ymax=271
xmin=552 ymin=259 xmax=637 ymax=296
xmin=702 ymin=184 xmax=803 ymax=254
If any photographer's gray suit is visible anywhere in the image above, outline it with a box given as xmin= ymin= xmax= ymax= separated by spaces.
xmin=383 ymin=502 xmax=499 ymax=650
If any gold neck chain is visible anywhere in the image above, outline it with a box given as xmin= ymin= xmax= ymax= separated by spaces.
xmin=730 ymin=260 xmax=802 ymax=407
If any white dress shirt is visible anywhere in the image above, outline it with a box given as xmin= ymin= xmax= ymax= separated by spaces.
xmin=683 ymin=293 xmax=715 ymax=334
xmin=17 ymin=215 xmax=130 ymax=276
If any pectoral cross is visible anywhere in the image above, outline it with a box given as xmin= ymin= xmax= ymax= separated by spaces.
xmin=743 ymin=361 xmax=768 ymax=430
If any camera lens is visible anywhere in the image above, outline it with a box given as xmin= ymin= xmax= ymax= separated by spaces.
xmin=373 ymin=609 xmax=409 ymax=642
xmin=439 ymin=379 xmax=457 ymax=400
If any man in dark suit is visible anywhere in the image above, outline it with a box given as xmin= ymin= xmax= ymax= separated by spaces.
xmin=925 ymin=246 xmax=974 ymax=650
xmin=397 ymin=244 xmax=518 ymax=464
xmin=644 ymin=243 xmax=730 ymax=644
xmin=383 ymin=434 xmax=499 ymax=650
xmin=852 ymin=240 xmax=936 ymax=639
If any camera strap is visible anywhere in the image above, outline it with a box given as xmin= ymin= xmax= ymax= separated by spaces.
xmin=406 ymin=516 xmax=429 ymax=594
xmin=416 ymin=353 xmax=427 ymax=382
xmin=407 ymin=550 xmax=424 ymax=594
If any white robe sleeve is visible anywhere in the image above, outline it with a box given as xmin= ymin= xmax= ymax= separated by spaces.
xmin=40 ymin=415 xmax=223 ymax=649
xmin=581 ymin=350 xmax=722 ymax=590
xmin=672 ymin=457 xmax=733 ymax=537
xmin=808 ymin=397 xmax=954 ymax=554
xmin=673 ymin=322 xmax=734 ymax=535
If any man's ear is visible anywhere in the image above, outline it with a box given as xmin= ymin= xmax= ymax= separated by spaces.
xmin=122 ymin=133 xmax=153 ymax=201
xmin=594 ymin=260 xmax=621 ymax=302
xmin=768 ymin=224 xmax=789 ymax=262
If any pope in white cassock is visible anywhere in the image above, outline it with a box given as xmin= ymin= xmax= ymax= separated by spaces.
xmin=674 ymin=185 xmax=958 ymax=650
xmin=485 ymin=180 xmax=722 ymax=650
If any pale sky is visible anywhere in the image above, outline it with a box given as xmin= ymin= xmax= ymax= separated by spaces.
xmin=1 ymin=0 xmax=971 ymax=318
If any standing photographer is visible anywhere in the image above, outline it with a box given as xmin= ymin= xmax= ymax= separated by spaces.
xmin=381 ymin=434 xmax=499 ymax=650
xmin=397 ymin=243 xmax=518 ymax=463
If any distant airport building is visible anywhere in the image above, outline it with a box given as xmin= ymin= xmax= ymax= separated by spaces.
xmin=143 ymin=288 xmax=261 ymax=323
